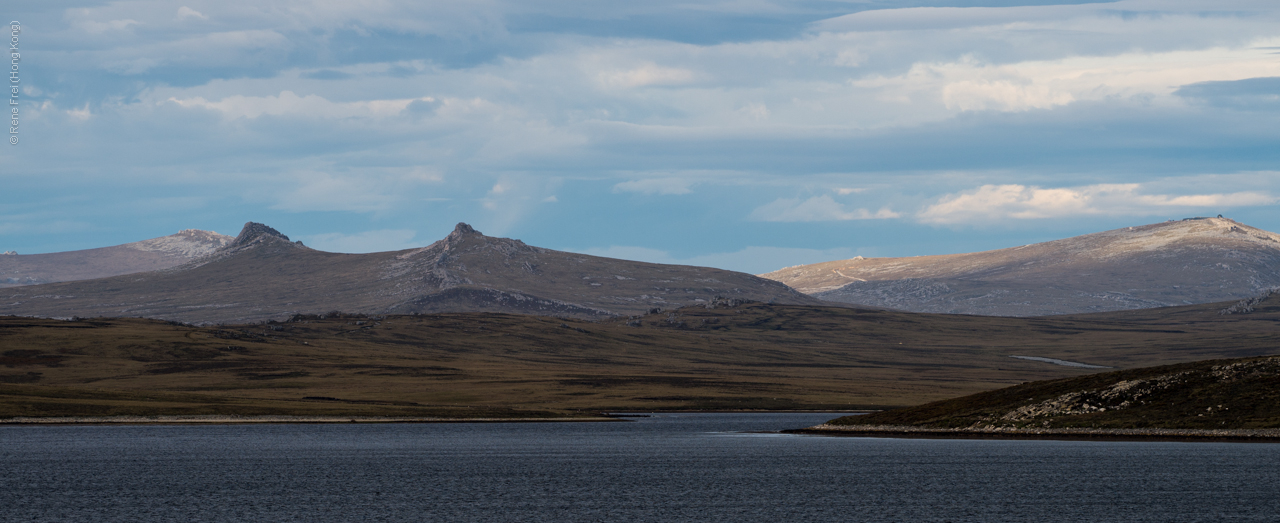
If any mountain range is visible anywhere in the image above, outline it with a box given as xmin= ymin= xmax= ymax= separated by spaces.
xmin=0 ymin=222 xmax=825 ymax=324
xmin=761 ymin=217 xmax=1280 ymax=316
xmin=5 ymin=216 xmax=1279 ymax=322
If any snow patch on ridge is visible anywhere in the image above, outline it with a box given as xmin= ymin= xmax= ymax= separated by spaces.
xmin=128 ymin=229 xmax=233 ymax=258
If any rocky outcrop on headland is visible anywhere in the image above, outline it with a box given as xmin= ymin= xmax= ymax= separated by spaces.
xmin=794 ymin=424 xmax=1280 ymax=441
xmin=811 ymin=351 xmax=1280 ymax=438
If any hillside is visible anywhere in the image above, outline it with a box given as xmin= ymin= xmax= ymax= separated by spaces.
xmin=818 ymin=352 xmax=1280 ymax=433
xmin=0 ymin=222 xmax=826 ymax=324
xmin=0 ymin=229 xmax=232 ymax=288
xmin=3 ymin=293 xmax=1279 ymax=418
xmin=761 ymin=217 xmax=1280 ymax=316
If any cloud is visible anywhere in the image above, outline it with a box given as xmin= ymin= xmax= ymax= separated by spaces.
xmin=852 ymin=45 xmax=1280 ymax=113
xmin=750 ymin=195 xmax=899 ymax=222
xmin=919 ymin=184 xmax=1278 ymax=224
xmin=176 ymin=6 xmax=208 ymax=21
xmin=266 ymin=172 xmax=401 ymax=213
xmin=72 ymin=18 xmax=140 ymax=35
xmin=301 ymin=229 xmax=420 ymax=253
xmin=166 ymin=91 xmax=436 ymax=120
xmin=612 ymin=178 xmax=693 ymax=195
xmin=66 ymin=103 xmax=92 ymax=121
xmin=598 ymin=62 xmax=697 ymax=88
xmin=94 ymin=29 xmax=294 ymax=74
xmin=475 ymin=174 xmax=563 ymax=234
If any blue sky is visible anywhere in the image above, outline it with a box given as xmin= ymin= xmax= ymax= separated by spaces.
xmin=3 ymin=0 xmax=1279 ymax=273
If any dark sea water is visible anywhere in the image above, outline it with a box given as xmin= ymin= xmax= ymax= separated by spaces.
xmin=3 ymin=413 xmax=1279 ymax=522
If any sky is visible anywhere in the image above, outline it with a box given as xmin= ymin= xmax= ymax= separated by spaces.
xmin=2 ymin=0 xmax=1278 ymax=274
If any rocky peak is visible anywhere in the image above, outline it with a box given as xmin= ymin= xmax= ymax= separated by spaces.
xmin=443 ymin=222 xmax=485 ymax=245
xmin=453 ymin=222 xmax=480 ymax=236
xmin=227 ymin=222 xmax=295 ymax=250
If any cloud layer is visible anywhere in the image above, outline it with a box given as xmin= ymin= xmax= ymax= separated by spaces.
xmin=3 ymin=0 xmax=1279 ymax=271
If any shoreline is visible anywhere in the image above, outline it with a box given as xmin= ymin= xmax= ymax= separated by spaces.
xmin=789 ymin=424 xmax=1280 ymax=443
xmin=0 ymin=411 xmax=871 ymax=426
xmin=0 ymin=415 xmax=620 ymax=425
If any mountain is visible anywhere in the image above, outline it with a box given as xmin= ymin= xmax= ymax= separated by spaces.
xmin=760 ymin=217 xmax=1280 ymax=316
xmin=0 ymin=229 xmax=232 ymax=288
xmin=0 ymin=222 xmax=827 ymax=324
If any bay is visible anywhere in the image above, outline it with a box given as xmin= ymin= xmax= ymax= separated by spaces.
xmin=3 ymin=413 xmax=1278 ymax=522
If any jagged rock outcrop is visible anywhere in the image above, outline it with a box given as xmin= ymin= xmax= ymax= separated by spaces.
xmin=761 ymin=217 xmax=1280 ymax=316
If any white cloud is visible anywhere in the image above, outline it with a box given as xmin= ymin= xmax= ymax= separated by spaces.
xmin=72 ymin=18 xmax=140 ymax=34
xmin=301 ymin=229 xmax=420 ymax=253
xmin=474 ymin=174 xmax=563 ymax=234
xmin=737 ymin=103 xmax=770 ymax=121
xmin=176 ymin=6 xmax=208 ymax=21
xmin=750 ymin=195 xmax=900 ymax=222
xmin=166 ymin=91 xmax=436 ymax=119
xmin=613 ymin=178 xmax=693 ymax=195
xmin=66 ymin=103 xmax=92 ymax=121
xmin=919 ymin=184 xmax=1278 ymax=224
xmin=852 ymin=43 xmax=1280 ymax=113
xmin=598 ymin=62 xmax=697 ymax=89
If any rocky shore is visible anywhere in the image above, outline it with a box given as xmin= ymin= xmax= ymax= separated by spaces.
xmin=1 ymin=415 xmax=616 ymax=425
xmin=793 ymin=423 xmax=1280 ymax=442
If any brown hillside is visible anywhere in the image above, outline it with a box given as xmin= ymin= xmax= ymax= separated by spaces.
xmin=2 ymin=294 xmax=1279 ymax=418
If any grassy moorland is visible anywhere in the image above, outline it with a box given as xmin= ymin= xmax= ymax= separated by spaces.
xmin=2 ymin=297 xmax=1278 ymax=419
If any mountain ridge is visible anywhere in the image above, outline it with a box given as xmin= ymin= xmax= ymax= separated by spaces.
xmin=761 ymin=217 xmax=1280 ymax=316
xmin=0 ymin=222 xmax=830 ymax=323
xmin=0 ymin=229 xmax=233 ymax=288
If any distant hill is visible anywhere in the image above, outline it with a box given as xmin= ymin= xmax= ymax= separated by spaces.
xmin=761 ymin=217 xmax=1280 ymax=316
xmin=0 ymin=222 xmax=827 ymax=323
xmin=0 ymin=230 xmax=232 ymax=288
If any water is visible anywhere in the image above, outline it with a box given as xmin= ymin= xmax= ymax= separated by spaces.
xmin=3 ymin=413 xmax=1279 ymax=522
